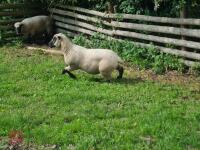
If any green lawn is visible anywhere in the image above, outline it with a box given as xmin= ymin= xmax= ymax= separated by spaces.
xmin=0 ymin=46 xmax=200 ymax=150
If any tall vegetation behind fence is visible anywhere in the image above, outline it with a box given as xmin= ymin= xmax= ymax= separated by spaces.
xmin=0 ymin=3 xmax=45 ymax=40
xmin=50 ymin=5 xmax=200 ymax=66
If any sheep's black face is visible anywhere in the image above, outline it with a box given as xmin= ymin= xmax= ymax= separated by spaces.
xmin=14 ymin=23 xmax=22 ymax=35
xmin=15 ymin=27 xmax=21 ymax=35
xmin=49 ymin=35 xmax=61 ymax=48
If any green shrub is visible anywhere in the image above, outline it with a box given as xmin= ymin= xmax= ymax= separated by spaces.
xmin=72 ymin=33 xmax=184 ymax=74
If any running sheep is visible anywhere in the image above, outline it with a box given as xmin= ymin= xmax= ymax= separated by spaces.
xmin=48 ymin=33 xmax=124 ymax=81
xmin=14 ymin=15 xmax=54 ymax=43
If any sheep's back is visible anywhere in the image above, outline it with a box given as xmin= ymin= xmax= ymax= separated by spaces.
xmin=88 ymin=49 xmax=119 ymax=60
xmin=22 ymin=16 xmax=51 ymax=36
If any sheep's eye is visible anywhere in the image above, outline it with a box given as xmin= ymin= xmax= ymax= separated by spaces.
xmin=57 ymin=36 xmax=61 ymax=40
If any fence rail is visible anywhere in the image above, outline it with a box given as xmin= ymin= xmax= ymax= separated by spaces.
xmin=57 ymin=5 xmax=200 ymax=26
xmin=0 ymin=3 xmax=39 ymax=9
xmin=0 ymin=19 xmax=22 ymax=25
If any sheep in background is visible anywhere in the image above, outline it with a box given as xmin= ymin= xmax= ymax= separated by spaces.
xmin=48 ymin=33 xmax=124 ymax=81
xmin=14 ymin=15 xmax=54 ymax=44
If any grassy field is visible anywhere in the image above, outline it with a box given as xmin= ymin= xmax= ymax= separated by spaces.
xmin=0 ymin=45 xmax=200 ymax=150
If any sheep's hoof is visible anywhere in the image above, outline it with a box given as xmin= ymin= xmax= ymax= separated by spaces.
xmin=102 ymin=79 xmax=111 ymax=83
xmin=117 ymin=76 xmax=122 ymax=80
xmin=62 ymin=69 xmax=67 ymax=74
xmin=62 ymin=69 xmax=77 ymax=79
xmin=69 ymin=74 xmax=77 ymax=79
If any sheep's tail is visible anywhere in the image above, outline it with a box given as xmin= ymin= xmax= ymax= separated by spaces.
xmin=116 ymin=56 xmax=124 ymax=79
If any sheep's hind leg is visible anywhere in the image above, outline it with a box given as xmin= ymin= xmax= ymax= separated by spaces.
xmin=116 ymin=65 xmax=124 ymax=79
xmin=100 ymin=71 xmax=112 ymax=82
xmin=99 ymin=61 xmax=113 ymax=82
xmin=62 ymin=66 xmax=77 ymax=79
xmin=24 ymin=34 xmax=32 ymax=44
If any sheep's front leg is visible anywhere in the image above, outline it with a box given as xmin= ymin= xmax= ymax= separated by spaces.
xmin=24 ymin=34 xmax=32 ymax=44
xmin=62 ymin=66 xmax=77 ymax=79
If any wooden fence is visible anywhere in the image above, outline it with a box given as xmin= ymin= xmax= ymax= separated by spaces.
xmin=49 ymin=5 xmax=200 ymax=66
xmin=1 ymin=3 xmax=200 ymax=66
xmin=0 ymin=3 xmax=45 ymax=40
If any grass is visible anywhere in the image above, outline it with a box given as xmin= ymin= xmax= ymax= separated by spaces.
xmin=0 ymin=44 xmax=200 ymax=150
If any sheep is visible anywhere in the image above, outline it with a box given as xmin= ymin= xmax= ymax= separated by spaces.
xmin=14 ymin=15 xmax=54 ymax=44
xmin=48 ymin=33 xmax=124 ymax=81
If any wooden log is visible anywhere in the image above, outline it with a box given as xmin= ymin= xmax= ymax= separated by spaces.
xmin=50 ymin=8 xmax=101 ymax=23
xmin=110 ymin=14 xmax=200 ymax=26
xmin=55 ymin=5 xmax=107 ymax=19
xmin=57 ymin=5 xmax=200 ymax=26
xmin=123 ymin=40 xmax=200 ymax=61
xmin=55 ymin=22 xmax=96 ymax=36
xmin=0 ymin=3 xmax=39 ymax=9
xmin=52 ymin=13 xmax=99 ymax=25
xmin=181 ymin=60 xmax=200 ymax=67
xmin=114 ymin=36 xmax=200 ymax=61
xmin=0 ymin=10 xmax=42 ymax=17
xmin=51 ymin=10 xmax=200 ymax=38
xmin=53 ymin=12 xmax=98 ymax=25
xmin=56 ymin=25 xmax=113 ymax=40
xmin=26 ymin=46 xmax=64 ymax=55
xmin=0 ymin=3 xmax=25 ymax=9
xmin=2 ymin=36 xmax=19 ymax=42
xmin=114 ymin=30 xmax=200 ymax=50
xmin=2 ymin=32 xmax=16 ymax=38
xmin=54 ymin=17 xmax=114 ymax=36
xmin=110 ymin=21 xmax=200 ymax=38
xmin=0 ymin=18 xmax=22 ymax=25
xmin=0 ymin=25 xmax=13 ymax=30
xmin=56 ymin=28 xmax=77 ymax=37
xmin=130 ymin=41 xmax=200 ymax=61
xmin=102 ymin=35 xmax=200 ymax=61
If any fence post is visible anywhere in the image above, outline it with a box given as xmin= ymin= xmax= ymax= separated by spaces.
xmin=180 ymin=3 xmax=187 ymax=51
xmin=107 ymin=1 xmax=115 ymax=36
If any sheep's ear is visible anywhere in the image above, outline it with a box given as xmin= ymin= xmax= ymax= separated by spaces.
xmin=14 ymin=22 xmax=20 ymax=28
xmin=14 ymin=22 xmax=17 ymax=27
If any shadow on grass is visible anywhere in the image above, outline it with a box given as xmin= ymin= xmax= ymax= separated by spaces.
xmin=89 ymin=77 xmax=144 ymax=85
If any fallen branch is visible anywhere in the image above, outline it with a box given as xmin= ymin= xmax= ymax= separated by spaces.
xmin=26 ymin=44 xmax=200 ymax=67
